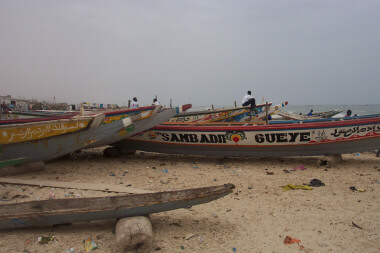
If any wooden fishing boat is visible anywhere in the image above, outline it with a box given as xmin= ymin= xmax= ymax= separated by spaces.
xmin=168 ymin=101 xmax=287 ymax=123
xmin=277 ymin=109 xmax=343 ymax=120
xmin=114 ymin=115 xmax=380 ymax=157
xmin=168 ymin=102 xmax=279 ymax=123
xmin=0 ymin=105 xmax=191 ymax=168
xmin=314 ymin=110 xmax=343 ymax=118
xmin=13 ymin=110 xmax=77 ymax=118
xmin=268 ymin=114 xmax=380 ymax=125
xmin=0 ymin=115 xmax=100 ymax=145
xmin=0 ymin=114 xmax=119 ymax=168
xmin=0 ymin=106 xmax=160 ymax=126
xmin=222 ymin=101 xmax=288 ymax=122
xmin=0 ymin=184 xmax=234 ymax=229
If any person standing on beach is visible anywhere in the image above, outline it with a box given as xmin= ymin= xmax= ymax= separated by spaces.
xmin=130 ymin=97 xmax=139 ymax=108
xmin=242 ymin=90 xmax=256 ymax=109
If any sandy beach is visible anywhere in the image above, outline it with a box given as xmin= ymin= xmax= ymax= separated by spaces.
xmin=0 ymin=147 xmax=379 ymax=253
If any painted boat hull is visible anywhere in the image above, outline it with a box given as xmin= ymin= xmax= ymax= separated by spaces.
xmin=0 ymin=116 xmax=96 ymax=145
xmin=0 ymin=184 xmax=234 ymax=229
xmin=0 ymin=116 xmax=129 ymax=167
xmin=114 ymin=116 xmax=380 ymax=157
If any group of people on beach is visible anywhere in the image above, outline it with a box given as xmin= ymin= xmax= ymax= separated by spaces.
xmin=1 ymin=102 xmax=14 ymax=114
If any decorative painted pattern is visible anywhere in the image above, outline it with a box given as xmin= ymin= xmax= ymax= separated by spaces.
xmin=0 ymin=120 xmax=90 ymax=145
xmin=102 ymin=109 xmax=154 ymax=125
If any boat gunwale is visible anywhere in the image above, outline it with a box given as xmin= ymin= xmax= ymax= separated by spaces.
xmin=1 ymin=106 xmax=156 ymax=125
xmin=175 ymin=102 xmax=273 ymax=117
xmin=151 ymin=115 xmax=380 ymax=132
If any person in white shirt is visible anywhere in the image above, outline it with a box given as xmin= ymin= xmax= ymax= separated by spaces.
xmin=242 ymin=90 xmax=256 ymax=109
xmin=130 ymin=97 xmax=139 ymax=108
xmin=153 ymin=98 xmax=160 ymax=106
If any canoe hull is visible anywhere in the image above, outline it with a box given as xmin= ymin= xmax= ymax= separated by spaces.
xmin=0 ymin=117 xmax=127 ymax=167
xmin=0 ymin=184 xmax=234 ymax=229
xmin=115 ymin=116 xmax=380 ymax=157
xmin=117 ymin=137 xmax=379 ymax=157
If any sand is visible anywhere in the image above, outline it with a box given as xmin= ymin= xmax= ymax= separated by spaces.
xmin=0 ymin=147 xmax=379 ymax=253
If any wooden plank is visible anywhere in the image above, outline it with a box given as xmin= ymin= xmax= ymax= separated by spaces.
xmin=0 ymin=177 xmax=153 ymax=194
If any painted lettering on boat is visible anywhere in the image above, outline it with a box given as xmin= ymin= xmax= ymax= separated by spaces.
xmin=161 ymin=133 xmax=227 ymax=143
xmin=331 ymin=125 xmax=379 ymax=138
xmin=254 ymin=132 xmax=311 ymax=143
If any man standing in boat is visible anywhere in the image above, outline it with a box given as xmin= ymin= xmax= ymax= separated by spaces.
xmin=153 ymin=98 xmax=160 ymax=106
xmin=130 ymin=97 xmax=139 ymax=108
xmin=242 ymin=90 xmax=256 ymax=110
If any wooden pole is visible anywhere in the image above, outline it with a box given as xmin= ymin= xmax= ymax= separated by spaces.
xmin=170 ymin=99 xmax=172 ymax=108
xmin=265 ymin=102 xmax=269 ymax=125
xmin=211 ymin=104 xmax=214 ymax=111
xmin=128 ymin=100 xmax=131 ymax=108
xmin=234 ymin=101 xmax=237 ymax=108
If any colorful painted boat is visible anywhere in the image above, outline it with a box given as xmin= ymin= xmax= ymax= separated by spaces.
xmin=113 ymin=115 xmax=380 ymax=157
xmin=0 ymin=115 xmax=99 ymax=145
xmin=0 ymin=105 xmax=191 ymax=168
xmin=168 ymin=102 xmax=276 ymax=123
xmin=0 ymin=106 xmax=159 ymax=126
xmin=0 ymin=114 xmax=117 ymax=168
xmin=210 ymin=101 xmax=287 ymax=123
xmin=0 ymin=184 xmax=234 ymax=229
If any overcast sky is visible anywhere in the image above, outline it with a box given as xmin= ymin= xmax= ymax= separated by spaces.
xmin=0 ymin=0 xmax=379 ymax=106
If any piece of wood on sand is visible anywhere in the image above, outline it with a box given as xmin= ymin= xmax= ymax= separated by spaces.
xmin=116 ymin=216 xmax=153 ymax=253
xmin=318 ymin=154 xmax=343 ymax=167
xmin=0 ymin=177 xmax=153 ymax=194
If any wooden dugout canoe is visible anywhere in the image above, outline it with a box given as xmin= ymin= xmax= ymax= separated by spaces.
xmin=114 ymin=115 xmax=380 ymax=157
xmin=0 ymin=184 xmax=234 ymax=229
